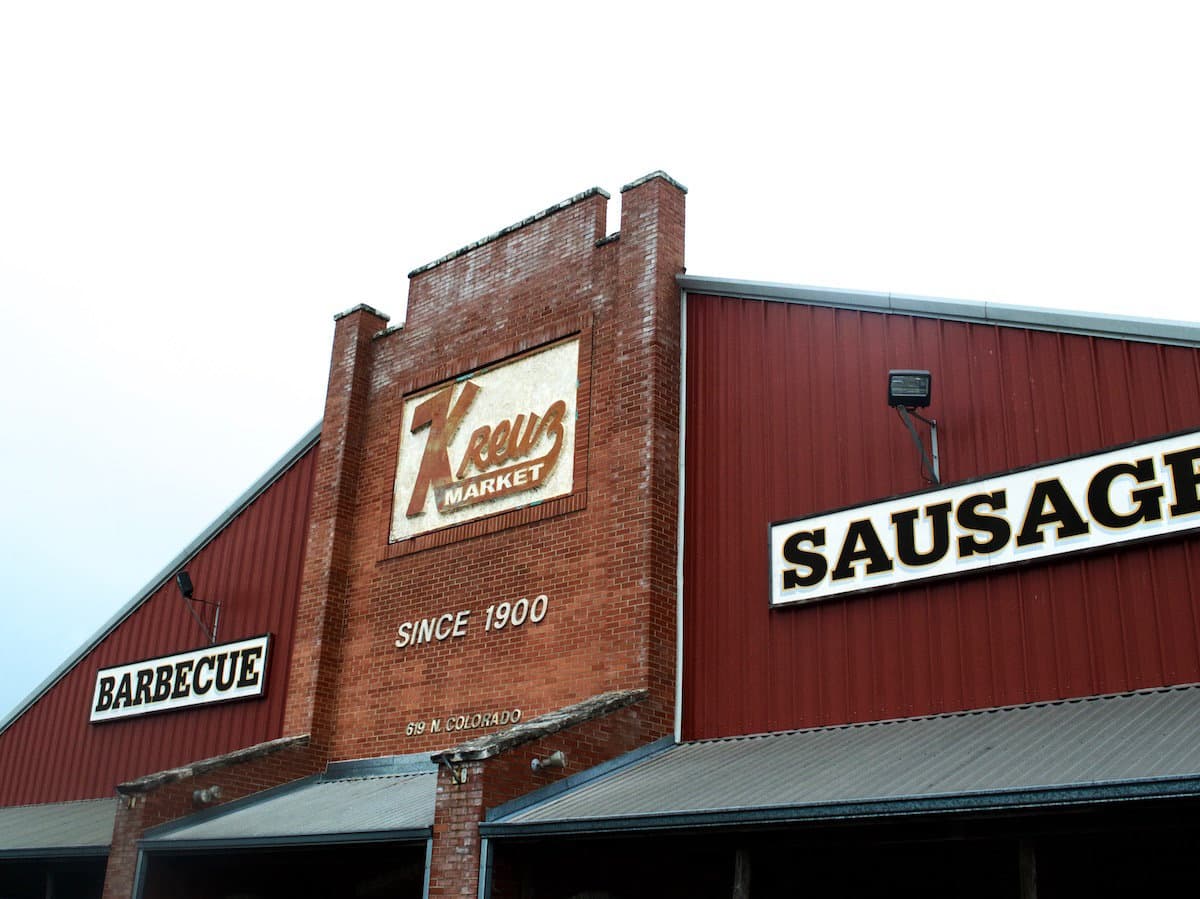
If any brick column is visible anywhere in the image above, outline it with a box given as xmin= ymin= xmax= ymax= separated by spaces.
xmin=283 ymin=304 xmax=390 ymax=750
xmin=613 ymin=171 xmax=687 ymax=732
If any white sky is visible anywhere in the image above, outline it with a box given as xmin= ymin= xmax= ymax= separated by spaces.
xmin=2 ymin=1 xmax=1198 ymax=720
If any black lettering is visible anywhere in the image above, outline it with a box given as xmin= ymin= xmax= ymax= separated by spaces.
xmin=782 ymin=529 xmax=827 ymax=588
xmin=236 ymin=646 xmax=264 ymax=688
xmin=831 ymin=519 xmax=894 ymax=581
xmin=133 ymin=669 xmax=154 ymax=706
xmin=956 ymin=490 xmax=1010 ymax=557
xmin=214 ymin=651 xmax=238 ymax=691
xmin=891 ymin=501 xmax=952 ymax=566
xmin=1165 ymin=446 xmax=1200 ymax=516
xmin=193 ymin=656 xmax=215 ymax=695
xmin=1088 ymin=458 xmax=1164 ymax=528
xmin=1017 ymin=479 xmax=1090 ymax=547
xmin=172 ymin=660 xmax=194 ymax=699
xmin=152 ymin=665 xmax=173 ymax=702
xmin=114 ymin=673 xmax=133 ymax=709
xmin=94 ymin=676 xmax=116 ymax=713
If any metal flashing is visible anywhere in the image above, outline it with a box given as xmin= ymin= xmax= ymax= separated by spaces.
xmin=483 ymin=684 xmax=1200 ymax=838
xmin=324 ymin=753 xmax=437 ymax=779
xmin=679 ymin=274 xmax=1200 ymax=347
xmin=0 ymin=423 xmax=322 ymax=737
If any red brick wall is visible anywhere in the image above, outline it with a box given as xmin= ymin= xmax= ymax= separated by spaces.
xmin=284 ymin=175 xmax=686 ymax=763
xmin=428 ymin=703 xmax=652 ymax=899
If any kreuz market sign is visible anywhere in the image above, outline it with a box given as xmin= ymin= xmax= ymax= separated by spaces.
xmin=391 ymin=338 xmax=579 ymax=542
xmin=771 ymin=429 xmax=1200 ymax=607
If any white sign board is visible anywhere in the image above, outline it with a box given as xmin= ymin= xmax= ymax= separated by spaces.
xmin=90 ymin=635 xmax=270 ymax=723
xmin=391 ymin=338 xmax=579 ymax=542
xmin=771 ymin=430 xmax=1200 ymax=607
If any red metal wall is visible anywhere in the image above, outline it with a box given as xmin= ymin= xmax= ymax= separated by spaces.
xmin=682 ymin=294 xmax=1200 ymax=740
xmin=0 ymin=443 xmax=317 ymax=805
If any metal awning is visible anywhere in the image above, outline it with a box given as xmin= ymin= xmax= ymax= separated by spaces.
xmin=0 ymin=798 xmax=116 ymax=858
xmin=483 ymin=684 xmax=1200 ymax=837
xmin=142 ymin=756 xmax=436 ymax=850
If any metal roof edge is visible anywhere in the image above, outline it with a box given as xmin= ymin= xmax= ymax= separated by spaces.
xmin=480 ymin=773 xmax=1200 ymax=839
xmin=485 ymin=735 xmax=675 ymax=825
xmin=0 ymin=422 xmax=323 ymax=737
xmin=0 ymin=845 xmax=110 ymax=860
xmin=678 ymin=274 xmax=1200 ymax=347
xmin=324 ymin=753 xmax=438 ymax=779
xmin=139 ymin=827 xmax=432 ymax=853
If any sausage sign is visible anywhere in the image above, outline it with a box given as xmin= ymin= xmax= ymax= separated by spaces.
xmin=771 ymin=430 xmax=1200 ymax=607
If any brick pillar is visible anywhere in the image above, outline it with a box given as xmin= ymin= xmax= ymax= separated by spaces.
xmin=101 ymin=797 xmax=147 ymax=899
xmin=283 ymin=304 xmax=390 ymax=750
xmin=613 ymin=171 xmax=687 ymax=732
xmin=427 ymin=763 xmax=486 ymax=898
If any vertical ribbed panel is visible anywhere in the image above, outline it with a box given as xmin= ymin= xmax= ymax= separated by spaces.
xmin=683 ymin=295 xmax=1200 ymax=740
xmin=0 ymin=446 xmax=317 ymax=805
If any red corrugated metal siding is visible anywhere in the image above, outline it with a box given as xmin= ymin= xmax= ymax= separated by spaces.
xmin=682 ymin=294 xmax=1200 ymax=740
xmin=0 ymin=444 xmax=317 ymax=805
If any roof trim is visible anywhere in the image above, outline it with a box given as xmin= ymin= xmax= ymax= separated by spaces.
xmin=482 ymin=774 xmax=1200 ymax=838
xmin=0 ymin=423 xmax=322 ymax=737
xmin=0 ymin=844 xmax=110 ymax=860
xmin=139 ymin=827 xmax=432 ymax=854
xmin=679 ymin=274 xmax=1200 ymax=347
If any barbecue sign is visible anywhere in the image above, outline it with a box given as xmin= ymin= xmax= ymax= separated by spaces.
xmin=90 ymin=635 xmax=270 ymax=723
xmin=771 ymin=430 xmax=1200 ymax=606
xmin=391 ymin=338 xmax=579 ymax=542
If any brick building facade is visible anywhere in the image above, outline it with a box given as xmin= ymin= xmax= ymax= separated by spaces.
xmin=4 ymin=171 xmax=1200 ymax=898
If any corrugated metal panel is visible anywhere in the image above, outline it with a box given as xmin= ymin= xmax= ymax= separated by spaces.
xmin=683 ymin=293 xmax=1200 ymax=739
xmin=0 ymin=441 xmax=319 ymax=806
xmin=491 ymin=684 xmax=1200 ymax=833
xmin=145 ymin=770 xmax=435 ymax=846
xmin=0 ymin=798 xmax=116 ymax=856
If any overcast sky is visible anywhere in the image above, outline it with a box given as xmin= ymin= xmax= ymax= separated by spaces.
xmin=2 ymin=2 xmax=1198 ymax=720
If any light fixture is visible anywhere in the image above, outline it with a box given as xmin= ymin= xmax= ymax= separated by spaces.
xmin=192 ymin=785 xmax=223 ymax=807
xmin=887 ymin=370 xmax=932 ymax=408
xmin=888 ymin=369 xmax=940 ymax=484
xmin=531 ymin=750 xmax=567 ymax=772
xmin=174 ymin=570 xmax=220 ymax=645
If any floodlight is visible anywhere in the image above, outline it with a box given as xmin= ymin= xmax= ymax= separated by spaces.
xmin=888 ymin=370 xmax=932 ymax=408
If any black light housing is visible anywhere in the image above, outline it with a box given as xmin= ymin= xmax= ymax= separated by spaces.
xmin=887 ymin=369 xmax=932 ymax=408
xmin=176 ymin=571 xmax=194 ymax=599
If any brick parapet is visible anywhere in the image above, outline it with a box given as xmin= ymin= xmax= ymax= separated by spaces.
xmin=302 ymin=175 xmax=685 ymax=768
